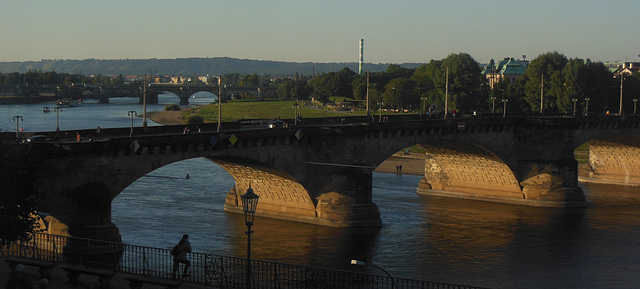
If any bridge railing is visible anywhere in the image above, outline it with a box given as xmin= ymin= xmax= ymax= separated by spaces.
xmin=1 ymin=233 xmax=489 ymax=289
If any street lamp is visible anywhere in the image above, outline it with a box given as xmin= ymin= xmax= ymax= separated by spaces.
xmin=619 ymin=73 xmax=624 ymax=115
xmin=241 ymin=186 xmax=259 ymax=289
xmin=584 ymin=97 xmax=590 ymax=116
xmin=572 ymin=98 xmax=578 ymax=117
xmin=217 ymin=77 xmax=222 ymax=132
xmin=502 ymin=99 xmax=508 ymax=118
xmin=292 ymin=100 xmax=300 ymax=125
xmin=634 ymin=98 xmax=638 ymax=115
xmin=47 ymin=106 xmax=62 ymax=140
xmin=491 ymin=96 xmax=496 ymax=114
xmin=378 ymin=102 xmax=384 ymax=122
xmin=128 ymin=110 xmax=137 ymax=138
xmin=350 ymin=260 xmax=396 ymax=289
xmin=142 ymin=75 xmax=148 ymax=128
xmin=12 ymin=115 xmax=23 ymax=139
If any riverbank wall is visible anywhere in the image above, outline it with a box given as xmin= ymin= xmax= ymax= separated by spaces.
xmin=0 ymin=96 xmax=53 ymax=104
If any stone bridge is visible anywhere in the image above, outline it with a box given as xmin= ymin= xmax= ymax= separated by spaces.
xmin=5 ymin=116 xmax=640 ymax=242
xmin=0 ymin=84 xmax=277 ymax=105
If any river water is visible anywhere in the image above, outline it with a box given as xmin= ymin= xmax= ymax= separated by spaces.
xmin=2 ymin=97 xmax=639 ymax=289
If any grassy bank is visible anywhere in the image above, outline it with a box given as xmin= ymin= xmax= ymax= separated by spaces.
xmin=184 ymin=100 xmax=367 ymax=122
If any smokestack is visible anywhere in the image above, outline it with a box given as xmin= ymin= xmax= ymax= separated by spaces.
xmin=359 ymin=39 xmax=364 ymax=75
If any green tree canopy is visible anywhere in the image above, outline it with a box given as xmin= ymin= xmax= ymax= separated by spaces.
xmin=0 ymin=143 xmax=44 ymax=246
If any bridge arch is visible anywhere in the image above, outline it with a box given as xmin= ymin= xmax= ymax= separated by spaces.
xmin=16 ymin=116 xmax=640 ymax=240
xmin=576 ymin=133 xmax=640 ymax=185
xmin=417 ymin=141 xmax=522 ymax=199
xmin=211 ymin=156 xmax=317 ymax=222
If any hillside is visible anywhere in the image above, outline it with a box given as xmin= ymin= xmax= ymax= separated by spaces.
xmin=0 ymin=57 xmax=424 ymax=76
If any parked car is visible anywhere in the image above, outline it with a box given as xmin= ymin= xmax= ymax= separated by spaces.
xmin=268 ymin=121 xmax=285 ymax=129
xmin=26 ymin=135 xmax=52 ymax=143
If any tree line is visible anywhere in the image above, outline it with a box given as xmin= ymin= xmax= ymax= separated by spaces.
xmin=276 ymin=51 xmax=640 ymax=116
xmin=0 ymin=71 xmax=129 ymax=87
xmin=4 ymin=51 xmax=640 ymax=116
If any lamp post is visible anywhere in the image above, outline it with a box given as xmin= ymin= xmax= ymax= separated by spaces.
xmin=142 ymin=75 xmax=148 ymax=128
xmin=491 ymin=96 xmax=496 ymax=114
xmin=241 ymin=186 xmax=260 ymax=289
xmin=217 ymin=77 xmax=222 ymax=132
xmin=572 ymin=98 xmax=578 ymax=117
xmin=350 ymin=260 xmax=396 ymax=289
xmin=52 ymin=107 xmax=62 ymax=139
xmin=366 ymin=72 xmax=370 ymax=117
xmin=619 ymin=73 xmax=624 ymax=115
xmin=502 ymin=99 xmax=508 ymax=118
xmin=292 ymin=100 xmax=300 ymax=125
xmin=634 ymin=99 xmax=638 ymax=115
xmin=421 ymin=96 xmax=427 ymax=116
xmin=444 ymin=67 xmax=449 ymax=119
xmin=128 ymin=110 xmax=137 ymax=138
xmin=540 ymin=74 xmax=544 ymax=114
xmin=378 ymin=102 xmax=384 ymax=122
xmin=584 ymin=97 xmax=590 ymax=116
xmin=12 ymin=115 xmax=23 ymax=139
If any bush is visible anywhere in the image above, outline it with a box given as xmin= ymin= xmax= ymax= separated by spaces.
xmin=164 ymin=104 xmax=180 ymax=111
xmin=188 ymin=116 xmax=204 ymax=124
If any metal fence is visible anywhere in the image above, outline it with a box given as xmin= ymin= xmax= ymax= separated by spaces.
xmin=1 ymin=233 xmax=489 ymax=289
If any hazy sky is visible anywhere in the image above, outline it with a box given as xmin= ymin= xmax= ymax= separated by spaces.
xmin=2 ymin=0 xmax=639 ymax=64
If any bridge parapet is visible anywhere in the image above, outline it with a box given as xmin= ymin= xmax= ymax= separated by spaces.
xmin=10 ymin=116 xmax=640 ymax=240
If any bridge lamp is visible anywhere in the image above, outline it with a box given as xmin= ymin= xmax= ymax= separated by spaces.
xmin=142 ymin=75 xmax=148 ymax=128
xmin=491 ymin=96 xmax=496 ymax=114
xmin=292 ymin=101 xmax=300 ymax=125
xmin=350 ymin=260 xmax=396 ymax=289
xmin=584 ymin=98 xmax=590 ymax=116
xmin=634 ymin=99 xmax=638 ymax=115
xmin=217 ymin=78 xmax=222 ymax=132
xmin=53 ymin=107 xmax=62 ymax=139
xmin=619 ymin=74 xmax=624 ymax=115
xmin=12 ymin=115 xmax=23 ymax=139
xmin=572 ymin=98 xmax=578 ymax=117
xmin=128 ymin=110 xmax=137 ymax=138
xmin=241 ymin=185 xmax=259 ymax=289
xmin=502 ymin=99 xmax=508 ymax=118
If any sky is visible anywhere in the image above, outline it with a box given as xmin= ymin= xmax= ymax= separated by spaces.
xmin=1 ymin=0 xmax=639 ymax=65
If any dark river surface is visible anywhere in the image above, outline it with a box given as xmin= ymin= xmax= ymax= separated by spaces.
xmin=2 ymin=97 xmax=639 ymax=288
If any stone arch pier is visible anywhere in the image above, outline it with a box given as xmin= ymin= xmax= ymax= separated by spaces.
xmin=7 ymin=116 xmax=640 ymax=241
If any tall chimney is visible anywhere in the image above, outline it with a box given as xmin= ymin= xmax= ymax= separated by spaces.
xmin=359 ymin=39 xmax=364 ymax=75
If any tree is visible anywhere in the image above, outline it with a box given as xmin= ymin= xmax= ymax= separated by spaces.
xmin=382 ymin=78 xmax=418 ymax=111
xmin=411 ymin=60 xmax=442 ymax=112
xmin=306 ymin=67 xmax=357 ymax=102
xmin=581 ymin=61 xmax=616 ymax=115
xmin=277 ymin=79 xmax=310 ymax=100
xmin=522 ymin=51 xmax=569 ymax=114
xmin=427 ymin=53 xmax=483 ymax=114
xmin=4 ymin=72 xmax=20 ymax=84
xmin=0 ymin=143 xmax=44 ymax=246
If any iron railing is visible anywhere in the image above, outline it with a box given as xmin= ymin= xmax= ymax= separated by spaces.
xmin=1 ymin=233 xmax=489 ymax=289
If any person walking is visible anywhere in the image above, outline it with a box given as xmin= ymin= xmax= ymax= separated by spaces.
xmin=171 ymin=234 xmax=192 ymax=280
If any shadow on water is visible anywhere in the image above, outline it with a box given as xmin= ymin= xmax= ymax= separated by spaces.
xmin=113 ymin=160 xmax=640 ymax=289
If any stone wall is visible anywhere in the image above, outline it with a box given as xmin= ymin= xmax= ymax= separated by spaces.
xmin=587 ymin=135 xmax=640 ymax=185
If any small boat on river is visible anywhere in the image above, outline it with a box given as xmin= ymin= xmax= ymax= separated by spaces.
xmin=57 ymin=98 xmax=82 ymax=107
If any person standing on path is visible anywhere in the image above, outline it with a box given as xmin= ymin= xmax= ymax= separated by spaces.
xmin=172 ymin=234 xmax=192 ymax=280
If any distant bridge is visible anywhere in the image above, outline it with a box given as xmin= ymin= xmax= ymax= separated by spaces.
xmin=0 ymin=84 xmax=277 ymax=105
xmin=4 ymin=115 xmax=640 ymax=241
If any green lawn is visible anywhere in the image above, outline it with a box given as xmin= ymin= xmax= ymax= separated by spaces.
xmin=186 ymin=100 xmax=367 ymax=122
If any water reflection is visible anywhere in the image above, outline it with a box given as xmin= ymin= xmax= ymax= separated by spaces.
xmin=113 ymin=159 xmax=640 ymax=289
